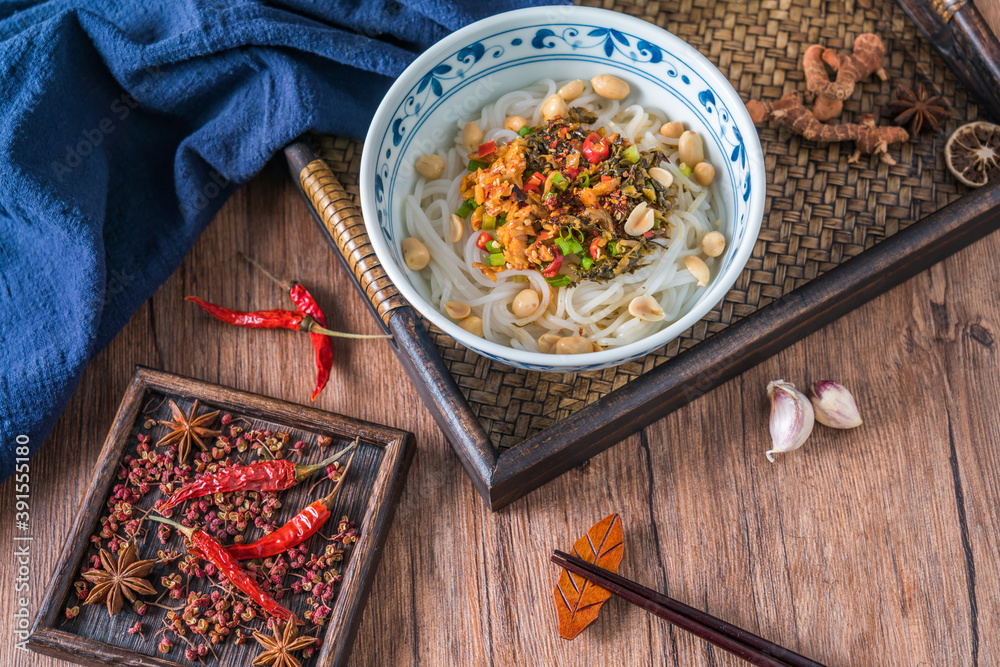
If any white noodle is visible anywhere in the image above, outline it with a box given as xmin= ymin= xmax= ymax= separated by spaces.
xmin=401 ymin=79 xmax=725 ymax=352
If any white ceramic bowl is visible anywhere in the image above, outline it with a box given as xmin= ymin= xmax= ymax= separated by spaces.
xmin=361 ymin=5 xmax=765 ymax=372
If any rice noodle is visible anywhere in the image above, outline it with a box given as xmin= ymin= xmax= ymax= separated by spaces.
xmin=402 ymin=78 xmax=724 ymax=353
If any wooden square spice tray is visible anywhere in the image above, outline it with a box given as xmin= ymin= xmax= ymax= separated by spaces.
xmin=27 ymin=367 xmax=413 ymax=667
xmin=284 ymin=0 xmax=1000 ymax=510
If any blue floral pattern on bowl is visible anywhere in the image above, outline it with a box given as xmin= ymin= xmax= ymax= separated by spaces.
xmin=362 ymin=7 xmax=765 ymax=373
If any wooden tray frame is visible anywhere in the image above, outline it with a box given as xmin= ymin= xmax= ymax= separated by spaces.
xmin=285 ymin=142 xmax=1000 ymax=510
xmin=27 ymin=367 xmax=413 ymax=666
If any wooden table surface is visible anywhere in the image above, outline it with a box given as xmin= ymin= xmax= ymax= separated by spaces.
xmin=5 ymin=6 xmax=1000 ymax=666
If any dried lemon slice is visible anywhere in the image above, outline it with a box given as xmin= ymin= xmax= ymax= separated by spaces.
xmin=944 ymin=121 xmax=1000 ymax=188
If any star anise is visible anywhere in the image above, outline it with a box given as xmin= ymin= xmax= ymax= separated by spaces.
xmin=887 ymin=82 xmax=949 ymax=135
xmin=81 ymin=542 xmax=157 ymax=617
xmin=156 ymin=399 xmax=222 ymax=464
xmin=252 ymin=620 xmax=316 ymax=667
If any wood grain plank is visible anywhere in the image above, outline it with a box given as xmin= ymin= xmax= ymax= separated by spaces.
xmin=976 ymin=0 xmax=1000 ymax=36
xmin=2 ymin=155 xmax=1000 ymax=666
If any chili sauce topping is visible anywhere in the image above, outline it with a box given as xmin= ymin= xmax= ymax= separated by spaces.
xmin=458 ymin=108 xmax=675 ymax=286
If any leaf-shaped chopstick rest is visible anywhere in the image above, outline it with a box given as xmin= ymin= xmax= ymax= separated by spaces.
xmin=552 ymin=513 xmax=625 ymax=639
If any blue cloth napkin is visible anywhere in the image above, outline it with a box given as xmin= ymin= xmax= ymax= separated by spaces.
xmin=0 ymin=0 xmax=564 ymax=479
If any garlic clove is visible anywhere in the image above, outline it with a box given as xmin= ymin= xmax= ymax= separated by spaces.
xmin=808 ymin=380 xmax=862 ymax=429
xmin=766 ymin=380 xmax=814 ymax=462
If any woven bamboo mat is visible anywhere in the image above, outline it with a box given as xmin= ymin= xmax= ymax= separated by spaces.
xmin=313 ymin=0 xmax=982 ymax=452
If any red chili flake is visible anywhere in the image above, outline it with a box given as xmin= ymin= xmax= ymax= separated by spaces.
xmin=522 ymin=172 xmax=544 ymax=193
xmin=477 ymin=140 xmax=495 ymax=157
xmin=542 ymin=250 xmax=563 ymax=277
xmin=589 ymin=238 xmax=603 ymax=260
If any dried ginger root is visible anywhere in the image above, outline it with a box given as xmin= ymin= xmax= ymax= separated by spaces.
xmin=747 ymin=91 xmax=909 ymax=164
xmin=811 ymin=34 xmax=887 ymax=101
xmin=803 ymin=46 xmax=842 ymax=121
xmin=803 ymin=33 xmax=887 ymax=121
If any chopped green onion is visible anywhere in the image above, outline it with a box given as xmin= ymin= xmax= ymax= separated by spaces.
xmin=569 ymin=227 xmax=585 ymax=243
xmin=496 ymin=212 xmax=507 ymax=228
xmin=580 ymin=257 xmax=594 ymax=270
xmin=550 ymin=172 xmax=569 ymax=191
xmin=576 ymin=172 xmax=590 ymax=188
xmin=518 ymin=125 xmax=534 ymax=137
xmin=553 ymin=237 xmax=571 ymax=256
xmin=555 ymin=228 xmax=585 ymax=255
xmin=484 ymin=240 xmax=502 ymax=254
xmin=623 ymin=145 xmax=640 ymax=164
xmin=456 ymin=199 xmax=476 ymax=217
xmin=482 ymin=213 xmax=497 ymax=230
xmin=468 ymin=159 xmax=489 ymax=172
xmin=554 ymin=235 xmax=583 ymax=257
xmin=679 ymin=162 xmax=692 ymax=177
xmin=608 ymin=241 xmax=619 ymax=256
xmin=486 ymin=253 xmax=506 ymax=266
xmin=545 ymin=275 xmax=572 ymax=287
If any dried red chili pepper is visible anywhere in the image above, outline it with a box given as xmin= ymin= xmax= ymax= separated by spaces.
xmin=242 ymin=255 xmax=336 ymax=401
xmin=225 ymin=445 xmax=357 ymax=560
xmin=146 ymin=515 xmax=298 ymax=623
xmin=160 ymin=440 xmax=356 ymax=510
xmin=186 ymin=297 xmax=305 ymax=330
xmin=186 ymin=297 xmax=389 ymax=340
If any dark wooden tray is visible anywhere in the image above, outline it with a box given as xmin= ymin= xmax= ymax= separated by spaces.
xmin=27 ymin=367 xmax=413 ymax=666
xmin=284 ymin=0 xmax=1000 ymax=510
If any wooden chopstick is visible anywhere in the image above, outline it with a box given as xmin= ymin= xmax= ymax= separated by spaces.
xmin=551 ymin=550 xmax=826 ymax=667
